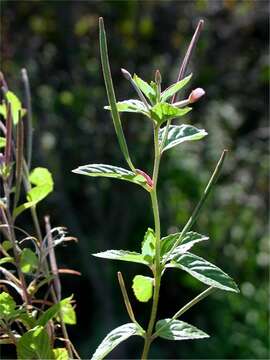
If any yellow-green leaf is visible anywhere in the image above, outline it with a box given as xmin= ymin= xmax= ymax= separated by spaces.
xmin=132 ymin=275 xmax=153 ymax=302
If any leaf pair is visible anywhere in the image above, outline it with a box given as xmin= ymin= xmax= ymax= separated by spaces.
xmin=91 ymin=318 xmax=209 ymax=360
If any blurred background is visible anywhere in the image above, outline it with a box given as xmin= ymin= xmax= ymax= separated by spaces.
xmin=1 ymin=0 xmax=269 ymax=359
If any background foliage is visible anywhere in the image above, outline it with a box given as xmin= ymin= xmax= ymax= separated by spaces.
xmin=1 ymin=0 xmax=269 ymax=359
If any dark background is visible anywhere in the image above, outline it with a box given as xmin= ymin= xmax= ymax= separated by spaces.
xmin=1 ymin=0 xmax=269 ymax=359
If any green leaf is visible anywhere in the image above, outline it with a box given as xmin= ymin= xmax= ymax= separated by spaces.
xmin=0 ymin=256 xmax=14 ymax=265
xmin=59 ymin=298 xmax=76 ymax=325
xmin=159 ymin=125 xmax=208 ymax=152
xmin=155 ymin=319 xmax=209 ymax=340
xmin=28 ymin=167 xmax=53 ymax=186
xmin=0 ymin=137 xmax=6 ymax=148
xmin=161 ymin=231 xmax=208 ymax=258
xmin=53 ymin=348 xmax=69 ymax=360
xmin=14 ymin=167 xmax=54 ymax=217
xmin=167 ymin=252 xmax=239 ymax=293
xmin=141 ymin=228 xmax=156 ymax=263
xmin=160 ymin=74 xmax=192 ymax=102
xmin=132 ymin=275 xmax=153 ymax=302
xmin=0 ymin=104 xmax=7 ymax=119
xmin=6 ymin=91 xmax=26 ymax=125
xmin=72 ymin=164 xmax=149 ymax=190
xmin=20 ymin=248 xmax=38 ymax=274
xmin=17 ymin=325 xmax=53 ymax=359
xmin=0 ymin=292 xmax=16 ymax=318
xmin=2 ymin=240 xmax=12 ymax=251
xmin=37 ymin=296 xmax=76 ymax=326
xmin=92 ymin=323 xmax=143 ymax=360
xmin=92 ymin=250 xmax=149 ymax=265
xmin=150 ymin=103 xmax=192 ymax=125
xmin=105 ymin=99 xmax=148 ymax=116
xmin=133 ymin=74 xmax=156 ymax=103
xmin=99 ymin=18 xmax=134 ymax=170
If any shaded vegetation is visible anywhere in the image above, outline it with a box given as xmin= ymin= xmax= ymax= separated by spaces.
xmin=1 ymin=0 xmax=269 ymax=359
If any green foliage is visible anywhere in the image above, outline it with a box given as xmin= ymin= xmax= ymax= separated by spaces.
xmin=0 ymin=256 xmax=14 ymax=265
xmin=91 ymin=323 xmax=143 ymax=360
xmin=17 ymin=326 xmax=53 ymax=360
xmin=92 ymin=250 xmax=149 ymax=266
xmin=0 ymin=137 xmax=6 ymax=148
xmin=53 ymin=348 xmax=69 ymax=360
xmin=14 ymin=167 xmax=54 ymax=217
xmin=72 ymin=164 xmax=150 ymax=190
xmin=155 ymin=319 xmax=209 ymax=340
xmin=0 ymin=91 xmax=26 ymax=125
xmin=133 ymin=74 xmax=157 ymax=104
xmin=37 ymin=296 xmax=76 ymax=326
xmin=0 ymin=81 xmax=78 ymax=357
xmin=167 ymin=252 xmax=239 ymax=292
xmin=72 ymin=17 xmax=239 ymax=359
xmin=159 ymin=125 xmax=208 ymax=152
xmin=141 ymin=228 xmax=156 ymax=263
xmin=132 ymin=275 xmax=153 ymax=302
xmin=59 ymin=298 xmax=76 ymax=325
xmin=105 ymin=100 xmax=148 ymax=116
xmin=160 ymin=231 xmax=208 ymax=258
xmin=150 ymin=103 xmax=192 ymax=125
xmin=0 ymin=292 xmax=16 ymax=318
xmin=20 ymin=248 xmax=38 ymax=274
xmin=160 ymin=74 xmax=192 ymax=102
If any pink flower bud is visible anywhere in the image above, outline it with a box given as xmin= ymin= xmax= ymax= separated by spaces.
xmin=188 ymin=88 xmax=205 ymax=103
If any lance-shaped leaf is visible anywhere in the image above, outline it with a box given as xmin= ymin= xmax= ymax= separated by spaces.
xmin=161 ymin=231 xmax=208 ymax=259
xmin=72 ymin=164 xmax=149 ymax=190
xmin=159 ymin=124 xmax=208 ymax=152
xmin=166 ymin=252 xmax=239 ymax=293
xmin=104 ymin=99 xmax=148 ymax=116
xmin=133 ymin=74 xmax=156 ymax=104
xmin=92 ymin=323 xmax=143 ymax=360
xmin=132 ymin=275 xmax=153 ymax=302
xmin=99 ymin=18 xmax=134 ymax=171
xmin=17 ymin=325 xmax=53 ymax=359
xmin=92 ymin=250 xmax=150 ymax=266
xmin=150 ymin=103 xmax=191 ymax=125
xmin=155 ymin=319 xmax=209 ymax=340
xmin=141 ymin=228 xmax=156 ymax=263
xmin=160 ymin=74 xmax=192 ymax=102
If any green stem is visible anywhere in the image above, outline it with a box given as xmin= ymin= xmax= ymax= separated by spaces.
xmin=141 ymin=126 xmax=161 ymax=359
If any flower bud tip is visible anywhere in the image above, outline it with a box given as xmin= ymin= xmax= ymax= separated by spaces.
xmin=189 ymin=88 xmax=205 ymax=103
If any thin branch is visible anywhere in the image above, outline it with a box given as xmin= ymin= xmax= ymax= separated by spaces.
xmin=21 ymin=68 xmax=33 ymax=169
xmin=117 ymin=271 xmax=136 ymax=323
xmin=163 ymin=149 xmax=228 ymax=264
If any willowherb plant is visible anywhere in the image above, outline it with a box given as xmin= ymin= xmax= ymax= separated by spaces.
xmin=0 ymin=72 xmax=80 ymax=359
xmin=73 ymin=18 xmax=239 ymax=359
